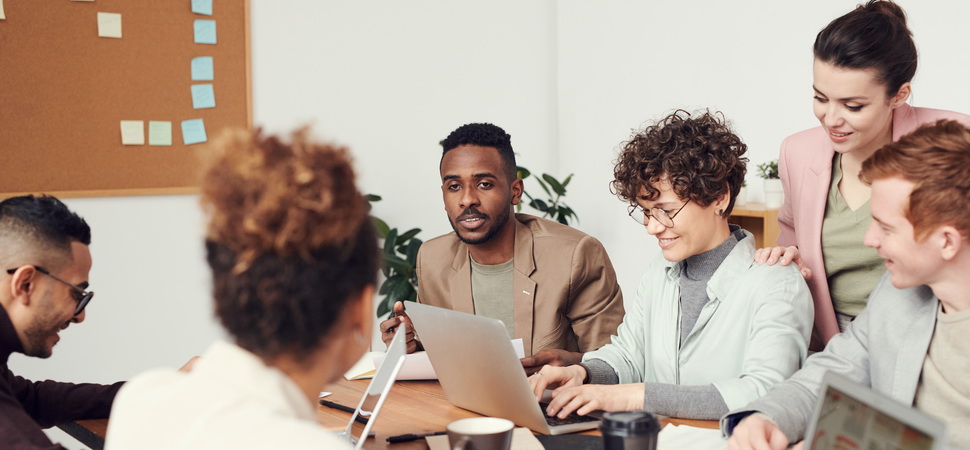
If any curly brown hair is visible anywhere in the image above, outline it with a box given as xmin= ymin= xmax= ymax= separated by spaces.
xmin=200 ymin=127 xmax=378 ymax=361
xmin=612 ymin=110 xmax=748 ymax=217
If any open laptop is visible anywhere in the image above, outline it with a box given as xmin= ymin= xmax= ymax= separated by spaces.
xmin=407 ymin=302 xmax=601 ymax=435
xmin=338 ymin=327 xmax=407 ymax=449
xmin=804 ymin=371 xmax=948 ymax=450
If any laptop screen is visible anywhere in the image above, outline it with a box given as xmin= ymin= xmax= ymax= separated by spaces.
xmin=342 ymin=327 xmax=407 ymax=449
xmin=805 ymin=372 xmax=945 ymax=450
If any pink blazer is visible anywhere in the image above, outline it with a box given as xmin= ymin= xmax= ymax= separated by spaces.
xmin=777 ymin=104 xmax=970 ymax=350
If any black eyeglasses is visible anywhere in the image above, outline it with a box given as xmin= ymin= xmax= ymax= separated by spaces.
xmin=5 ymin=266 xmax=93 ymax=316
xmin=628 ymin=199 xmax=691 ymax=228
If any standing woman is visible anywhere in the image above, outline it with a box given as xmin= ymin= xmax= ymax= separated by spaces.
xmin=758 ymin=0 xmax=970 ymax=349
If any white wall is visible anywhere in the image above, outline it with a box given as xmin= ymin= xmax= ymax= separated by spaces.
xmin=10 ymin=1 xmax=970 ymax=389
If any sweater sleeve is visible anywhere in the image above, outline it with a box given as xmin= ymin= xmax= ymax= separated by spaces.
xmin=645 ymin=382 xmax=729 ymax=420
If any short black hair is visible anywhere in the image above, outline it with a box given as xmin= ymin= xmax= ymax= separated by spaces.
xmin=0 ymin=195 xmax=91 ymax=249
xmin=441 ymin=123 xmax=517 ymax=181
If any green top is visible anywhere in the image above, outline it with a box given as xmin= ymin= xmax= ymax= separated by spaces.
xmin=821 ymin=153 xmax=885 ymax=317
xmin=470 ymin=257 xmax=515 ymax=338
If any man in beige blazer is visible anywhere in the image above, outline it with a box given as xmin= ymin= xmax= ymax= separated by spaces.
xmin=380 ymin=123 xmax=624 ymax=373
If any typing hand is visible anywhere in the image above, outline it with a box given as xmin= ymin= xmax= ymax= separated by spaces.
xmin=753 ymin=246 xmax=811 ymax=280
xmin=726 ymin=414 xmax=790 ymax=450
xmin=521 ymin=349 xmax=583 ymax=375
xmin=378 ymin=301 xmax=417 ymax=353
xmin=528 ymin=365 xmax=586 ymax=402
xmin=543 ymin=383 xmax=644 ymax=419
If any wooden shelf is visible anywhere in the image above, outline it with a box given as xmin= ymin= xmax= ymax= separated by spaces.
xmin=730 ymin=203 xmax=780 ymax=248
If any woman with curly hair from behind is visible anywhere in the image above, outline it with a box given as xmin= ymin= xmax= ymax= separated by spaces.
xmin=105 ymin=127 xmax=378 ymax=449
xmin=530 ymin=110 xmax=814 ymax=420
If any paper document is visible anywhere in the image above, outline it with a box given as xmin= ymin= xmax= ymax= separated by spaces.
xmin=658 ymin=423 xmax=726 ymax=450
xmin=343 ymin=351 xmax=379 ymax=380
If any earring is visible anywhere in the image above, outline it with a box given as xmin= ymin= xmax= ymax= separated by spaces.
xmin=716 ymin=209 xmax=723 ymax=215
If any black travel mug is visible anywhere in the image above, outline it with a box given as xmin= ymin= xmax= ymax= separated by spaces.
xmin=600 ymin=411 xmax=661 ymax=450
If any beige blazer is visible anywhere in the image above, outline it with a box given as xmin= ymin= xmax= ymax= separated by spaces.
xmin=776 ymin=104 xmax=970 ymax=349
xmin=415 ymin=214 xmax=625 ymax=356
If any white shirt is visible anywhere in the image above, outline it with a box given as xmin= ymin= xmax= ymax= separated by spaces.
xmin=583 ymin=232 xmax=814 ymax=409
xmin=105 ymin=340 xmax=352 ymax=450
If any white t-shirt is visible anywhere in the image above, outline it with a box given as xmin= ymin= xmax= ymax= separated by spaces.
xmin=105 ymin=340 xmax=351 ymax=450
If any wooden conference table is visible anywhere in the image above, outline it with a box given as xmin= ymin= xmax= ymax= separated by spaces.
xmin=64 ymin=379 xmax=719 ymax=449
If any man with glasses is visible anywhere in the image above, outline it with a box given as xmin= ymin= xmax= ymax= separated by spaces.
xmin=528 ymin=110 xmax=813 ymax=421
xmin=0 ymin=194 xmax=122 ymax=448
xmin=379 ymin=123 xmax=625 ymax=374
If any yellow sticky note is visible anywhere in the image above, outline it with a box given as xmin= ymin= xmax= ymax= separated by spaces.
xmin=120 ymin=121 xmax=145 ymax=145
xmin=97 ymin=12 xmax=122 ymax=38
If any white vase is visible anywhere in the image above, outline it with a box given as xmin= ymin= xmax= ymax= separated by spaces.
xmin=764 ymin=179 xmax=783 ymax=209
xmin=736 ymin=186 xmax=748 ymax=206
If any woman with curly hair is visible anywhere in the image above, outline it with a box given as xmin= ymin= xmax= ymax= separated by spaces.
xmin=529 ymin=110 xmax=814 ymax=420
xmin=758 ymin=0 xmax=970 ymax=350
xmin=105 ymin=127 xmax=378 ymax=449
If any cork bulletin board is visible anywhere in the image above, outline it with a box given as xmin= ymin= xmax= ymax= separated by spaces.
xmin=0 ymin=0 xmax=251 ymax=198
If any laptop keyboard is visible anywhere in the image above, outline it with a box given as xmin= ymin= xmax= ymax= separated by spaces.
xmin=539 ymin=402 xmax=601 ymax=426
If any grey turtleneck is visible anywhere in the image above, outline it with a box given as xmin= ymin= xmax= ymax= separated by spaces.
xmin=581 ymin=226 xmax=743 ymax=420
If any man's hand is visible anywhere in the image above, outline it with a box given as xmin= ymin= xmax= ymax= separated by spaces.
xmin=727 ymin=414 xmax=790 ymax=450
xmin=542 ymin=383 xmax=645 ymax=419
xmin=528 ymin=365 xmax=587 ymax=401
xmin=178 ymin=356 xmax=201 ymax=373
xmin=378 ymin=301 xmax=418 ymax=353
xmin=521 ymin=349 xmax=583 ymax=375
xmin=753 ymin=245 xmax=811 ymax=280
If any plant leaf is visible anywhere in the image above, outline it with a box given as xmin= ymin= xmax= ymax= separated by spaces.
xmin=561 ymin=173 xmax=574 ymax=188
xmin=396 ymin=228 xmax=421 ymax=245
xmin=365 ymin=194 xmax=382 ymax=202
xmin=371 ymin=216 xmax=390 ymax=239
xmin=543 ymin=174 xmax=566 ymax=196
xmin=382 ymin=253 xmax=410 ymax=274
xmin=383 ymin=228 xmax=398 ymax=256
xmin=530 ymin=199 xmax=549 ymax=211
xmin=516 ymin=166 xmax=531 ymax=179
xmin=405 ymin=238 xmax=422 ymax=264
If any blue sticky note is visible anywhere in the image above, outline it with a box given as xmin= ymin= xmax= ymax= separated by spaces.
xmin=191 ymin=84 xmax=215 ymax=109
xmin=181 ymin=119 xmax=207 ymax=145
xmin=191 ymin=0 xmax=213 ymax=16
xmin=194 ymin=20 xmax=217 ymax=44
xmin=191 ymin=56 xmax=214 ymax=80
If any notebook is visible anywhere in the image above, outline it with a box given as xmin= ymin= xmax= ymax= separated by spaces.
xmin=407 ymin=302 xmax=601 ymax=435
xmin=339 ymin=327 xmax=407 ymax=449
xmin=803 ymin=371 xmax=948 ymax=450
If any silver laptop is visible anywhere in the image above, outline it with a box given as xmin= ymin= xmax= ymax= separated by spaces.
xmin=804 ymin=371 xmax=948 ymax=450
xmin=407 ymin=302 xmax=601 ymax=435
xmin=339 ymin=327 xmax=407 ymax=449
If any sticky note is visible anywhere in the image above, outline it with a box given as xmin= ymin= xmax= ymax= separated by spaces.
xmin=191 ymin=56 xmax=214 ymax=80
xmin=148 ymin=121 xmax=172 ymax=146
xmin=194 ymin=19 xmax=216 ymax=44
xmin=191 ymin=0 xmax=213 ymax=16
xmin=181 ymin=119 xmax=207 ymax=145
xmin=191 ymin=84 xmax=215 ymax=109
xmin=97 ymin=12 xmax=122 ymax=39
xmin=120 ymin=121 xmax=145 ymax=145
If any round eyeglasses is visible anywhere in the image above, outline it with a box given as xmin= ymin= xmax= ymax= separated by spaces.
xmin=628 ymin=199 xmax=690 ymax=228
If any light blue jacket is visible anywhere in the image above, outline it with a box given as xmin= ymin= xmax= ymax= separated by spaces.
xmin=583 ymin=231 xmax=813 ymax=410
